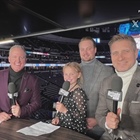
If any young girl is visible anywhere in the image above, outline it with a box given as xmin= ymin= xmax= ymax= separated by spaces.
xmin=52 ymin=62 xmax=87 ymax=134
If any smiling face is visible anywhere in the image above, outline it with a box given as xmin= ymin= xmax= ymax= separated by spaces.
xmin=63 ymin=66 xmax=81 ymax=87
xmin=8 ymin=46 xmax=26 ymax=72
xmin=110 ymin=40 xmax=138 ymax=72
xmin=79 ymin=39 xmax=97 ymax=62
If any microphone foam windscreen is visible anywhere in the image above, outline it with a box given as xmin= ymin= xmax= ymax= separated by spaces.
xmin=62 ymin=81 xmax=70 ymax=91
xmin=8 ymin=82 xmax=16 ymax=93
xmin=111 ymin=76 xmax=123 ymax=92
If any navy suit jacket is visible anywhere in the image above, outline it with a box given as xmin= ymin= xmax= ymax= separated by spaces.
xmin=0 ymin=68 xmax=41 ymax=118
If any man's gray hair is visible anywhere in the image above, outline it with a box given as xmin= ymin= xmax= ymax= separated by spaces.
xmin=108 ymin=34 xmax=137 ymax=50
xmin=9 ymin=45 xmax=26 ymax=57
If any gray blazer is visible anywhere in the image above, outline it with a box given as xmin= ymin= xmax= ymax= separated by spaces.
xmin=95 ymin=66 xmax=140 ymax=140
xmin=81 ymin=59 xmax=114 ymax=117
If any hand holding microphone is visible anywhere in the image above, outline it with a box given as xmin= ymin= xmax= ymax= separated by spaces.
xmin=106 ymin=111 xmax=120 ymax=129
xmin=8 ymin=82 xmax=18 ymax=106
xmin=106 ymin=76 xmax=123 ymax=129
xmin=55 ymin=81 xmax=70 ymax=114
xmin=11 ymin=102 xmax=21 ymax=118
xmin=8 ymin=82 xmax=20 ymax=117
xmin=55 ymin=102 xmax=68 ymax=113
xmin=107 ymin=76 xmax=123 ymax=114
xmin=52 ymin=81 xmax=70 ymax=124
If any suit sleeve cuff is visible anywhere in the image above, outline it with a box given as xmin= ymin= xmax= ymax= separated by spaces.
xmin=105 ymin=122 xmax=113 ymax=133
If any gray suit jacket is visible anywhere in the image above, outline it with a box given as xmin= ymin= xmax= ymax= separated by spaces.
xmin=81 ymin=59 xmax=114 ymax=117
xmin=0 ymin=68 xmax=41 ymax=118
xmin=95 ymin=66 xmax=140 ymax=140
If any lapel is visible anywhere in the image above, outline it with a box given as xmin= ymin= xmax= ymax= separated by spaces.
xmin=3 ymin=69 xmax=11 ymax=108
xmin=4 ymin=69 xmax=10 ymax=91
xmin=122 ymin=67 xmax=140 ymax=115
xmin=124 ymin=67 xmax=140 ymax=102
xmin=19 ymin=72 xmax=29 ymax=92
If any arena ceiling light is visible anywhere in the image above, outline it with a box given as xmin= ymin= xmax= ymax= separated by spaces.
xmin=0 ymin=40 xmax=14 ymax=45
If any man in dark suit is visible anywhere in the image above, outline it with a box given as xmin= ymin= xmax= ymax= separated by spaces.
xmin=0 ymin=45 xmax=41 ymax=122
xmin=95 ymin=34 xmax=140 ymax=140
xmin=79 ymin=36 xmax=114 ymax=139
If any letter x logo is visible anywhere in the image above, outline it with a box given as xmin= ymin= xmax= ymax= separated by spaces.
xmin=132 ymin=20 xmax=139 ymax=28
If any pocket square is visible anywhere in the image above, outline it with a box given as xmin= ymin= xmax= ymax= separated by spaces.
xmin=131 ymin=101 xmax=140 ymax=103
xmin=24 ymin=88 xmax=30 ymax=92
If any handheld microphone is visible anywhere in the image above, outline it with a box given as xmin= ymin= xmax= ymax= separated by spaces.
xmin=54 ymin=81 xmax=70 ymax=115
xmin=58 ymin=81 xmax=70 ymax=103
xmin=107 ymin=76 xmax=123 ymax=114
xmin=8 ymin=82 xmax=18 ymax=105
